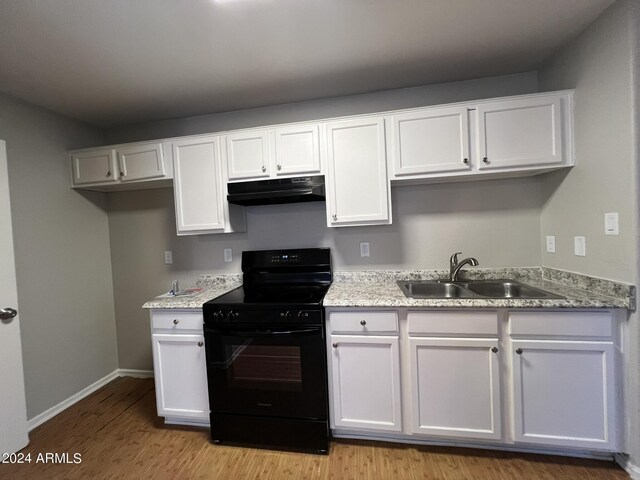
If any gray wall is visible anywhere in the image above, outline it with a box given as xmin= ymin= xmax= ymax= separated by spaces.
xmin=538 ymin=0 xmax=639 ymax=460
xmin=0 ymin=93 xmax=118 ymax=419
xmin=105 ymin=72 xmax=542 ymax=370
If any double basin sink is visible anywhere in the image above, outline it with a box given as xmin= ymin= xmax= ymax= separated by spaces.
xmin=397 ymin=279 xmax=565 ymax=299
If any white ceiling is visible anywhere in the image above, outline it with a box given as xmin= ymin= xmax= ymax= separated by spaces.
xmin=0 ymin=0 xmax=614 ymax=128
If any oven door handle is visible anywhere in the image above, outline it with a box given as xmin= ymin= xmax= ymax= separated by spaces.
xmin=221 ymin=328 xmax=320 ymax=337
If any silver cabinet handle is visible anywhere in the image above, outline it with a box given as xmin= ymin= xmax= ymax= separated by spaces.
xmin=360 ymin=320 xmax=366 ymax=326
xmin=491 ymin=347 xmax=498 ymax=353
xmin=463 ymin=158 xmax=469 ymax=164
xmin=332 ymin=343 xmax=338 ymax=348
xmin=198 ymin=341 xmax=203 ymax=347
xmin=516 ymin=348 xmax=523 ymax=355
xmin=173 ymin=319 xmax=179 ymax=325
xmin=261 ymin=165 xmax=266 ymax=172
xmin=0 ymin=307 xmax=17 ymax=320
xmin=277 ymin=164 xmax=282 ymax=170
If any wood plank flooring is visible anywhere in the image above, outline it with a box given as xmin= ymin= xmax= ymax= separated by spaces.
xmin=0 ymin=377 xmax=629 ymax=479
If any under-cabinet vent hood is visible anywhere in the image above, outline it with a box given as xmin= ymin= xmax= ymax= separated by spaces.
xmin=227 ymin=176 xmax=325 ymax=206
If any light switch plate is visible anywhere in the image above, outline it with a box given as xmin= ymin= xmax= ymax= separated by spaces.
xmin=164 ymin=251 xmax=173 ymax=264
xmin=224 ymin=248 xmax=233 ymax=262
xmin=546 ymin=236 xmax=556 ymax=253
xmin=574 ymin=236 xmax=586 ymax=257
xmin=360 ymin=242 xmax=370 ymax=257
xmin=604 ymin=213 xmax=619 ymax=235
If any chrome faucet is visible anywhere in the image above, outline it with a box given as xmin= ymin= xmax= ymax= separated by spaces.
xmin=449 ymin=252 xmax=479 ymax=282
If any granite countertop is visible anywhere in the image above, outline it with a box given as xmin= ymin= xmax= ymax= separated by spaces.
xmin=142 ymin=274 xmax=241 ymax=309
xmin=142 ymin=268 xmax=634 ymax=311
xmin=323 ymin=268 xmax=633 ymax=309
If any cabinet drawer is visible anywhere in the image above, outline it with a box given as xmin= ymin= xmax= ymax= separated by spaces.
xmin=151 ymin=310 xmax=204 ymax=332
xmin=330 ymin=311 xmax=398 ymax=334
xmin=408 ymin=310 xmax=498 ymax=336
xmin=509 ymin=311 xmax=613 ymax=338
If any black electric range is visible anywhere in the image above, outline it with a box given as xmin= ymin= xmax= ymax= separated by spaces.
xmin=202 ymin=248 xmax=331 ymax=453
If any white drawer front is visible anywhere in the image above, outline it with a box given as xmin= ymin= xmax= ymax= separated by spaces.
xmin=151 ymin=311 xmax=203 ymax=332
xmin=330 ymin=311 xmax=398 ymax=334
xmin=408 ymin=310 xmax=498 ymax=336
xmin=509 ymin=311 xmax=613 ymax=338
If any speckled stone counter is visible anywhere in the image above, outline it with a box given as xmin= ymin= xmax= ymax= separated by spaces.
xmin=142 ymin=274 xmax=241 ymax=309
xmin=324 ymin=267 xmax=633 ymax=309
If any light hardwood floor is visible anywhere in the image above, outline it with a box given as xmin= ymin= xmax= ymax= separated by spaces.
xmin=0 ymin=377 xmax=629 ymax=479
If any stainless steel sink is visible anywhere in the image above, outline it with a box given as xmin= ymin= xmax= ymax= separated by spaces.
xmin=464 ymin=280 xmax=564 ymax=299
xmin=397 ymin=279 xmax=564 ymax=300
xmin=399 ymin=281 xmax=476 ymax=299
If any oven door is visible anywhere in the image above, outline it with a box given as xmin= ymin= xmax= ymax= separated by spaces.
xmin=204 ymin=324 xmax=328 ymax=420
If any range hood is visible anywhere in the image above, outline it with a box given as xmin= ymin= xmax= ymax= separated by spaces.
xmin=227 ymin=175 xmax=325 ymax=206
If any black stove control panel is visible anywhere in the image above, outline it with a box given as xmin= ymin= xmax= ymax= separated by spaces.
xmin=270 ymin=253 xmax=300 ymax=264
xmin=203 ymin=304 xmax=323 ymax=325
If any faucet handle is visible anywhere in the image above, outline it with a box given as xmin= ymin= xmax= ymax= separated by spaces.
xmin=450 ymin=252 xmax=462 ymax=268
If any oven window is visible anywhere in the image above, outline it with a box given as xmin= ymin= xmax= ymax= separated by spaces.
xmin=227 ymin=343 xmax=302 ymax=391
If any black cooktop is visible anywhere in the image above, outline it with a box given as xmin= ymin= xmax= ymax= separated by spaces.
xmin=208 ymin=284 xmax=330 ymax=307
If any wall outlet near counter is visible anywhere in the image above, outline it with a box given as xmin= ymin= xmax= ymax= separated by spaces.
xmin=360 ymin=242 xmax=370 ymax=257
xmin=574 ymin=236 xmax=586 ymax=257
xmin=164 ymin=251 xmax=173 ymax=264
xmin=546 ymin=236 xmax=556 ymax=253
xmin=224 ymin=248 xmax=233 ymax=262
xmin=604 ymin=212 xmax=619 ymax=235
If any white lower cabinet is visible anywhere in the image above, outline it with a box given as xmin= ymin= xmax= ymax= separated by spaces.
xmin=509 ymin=310 xmax=618 ymax=451
xmin=328 ymin=311 xmax=402 ymax=432
xmin=409 ymin=337 xmax=502 ymax=440
xmin=150 ymin=310 xmax=209 ymax=426
xmin=327 ymin=308 xmax=620 ymax=454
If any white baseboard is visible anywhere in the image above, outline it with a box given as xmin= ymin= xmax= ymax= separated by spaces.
xmin=117 ymin=368 xmax=154 ymax=378
xmin=27 ymin=368 xmax=155 ymax=431
xmin=615 ymin=453 xmax=640 ymax=479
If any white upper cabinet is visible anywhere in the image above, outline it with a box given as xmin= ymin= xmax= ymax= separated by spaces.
xmin=325 ymin=117 xmax=391 ymax=227
xmin=390 ymin=106 xmax=471 ymax=176
xmin=70 ymin=143 xmax=172 ymax=190
xmin=274 ymin=124 xmax=321 ymax=175
xmin=225 ymin=123 xmax=321 ymax=181
xmin=172 ymin=135 xmax=245 ymax=235
xmin=71 ymin=148 xmax=117 ymax=185
xmin=117 ymin=142 xmax=166 ymax=182
xmin=225 ymin=130 xmax=271 ymax=180
xmin=476 ymin=95 xmax=565 ymax=170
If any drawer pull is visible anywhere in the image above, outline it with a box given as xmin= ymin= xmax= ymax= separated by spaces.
xmin=491 ymin=347 xmax=498 ymax=353
xmin=516 ymin=348 xmax=523 ymax=355
xmin=198 ymin=341 xmax=203 ymax=347
xmin=360 ymin=320 xmax=366 ymax=326
xmin=173 ymin=319 xmax=179 ymax=325
xmin=332 ymin=343 xmax=338 ymax=348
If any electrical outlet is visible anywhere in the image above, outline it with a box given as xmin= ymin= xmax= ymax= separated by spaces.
xmin=360 ymin=242 xmax=370 ymax=257
xmin=604 ymin=213 xmax=619 ymax=235
xmin=546 ymin=236 xmax=556 ymax=254
xmin=224 ymin=248 xmax=233 ymax=263
xmin=164 ymin=251 xmax=173 ymax=264
xmin=574 ymin=236 xmax=586 ymax=257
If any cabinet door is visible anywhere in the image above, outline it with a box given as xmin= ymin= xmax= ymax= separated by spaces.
xmin=151 ymin=334 xmax=208 ymax=420
xmin=117 ymin=143 xmax=166 ymax=182
xmin=476 ymin=95 xmax=563 ymax=170
xmin=512 ymin=340 xmax=617 ymax=450
xmin=330 ymin=335 xmax=401 ymax=432
xmin=226 ymin=130 xmax=271 ymax=180
xmin=325 ymin=118 xmax=390 ymax=226
xmin=70 ymin=149 xmax=117 ymax=185
xmin=409 ymin=337 xmax=502 ymax=440
xmin=274 ymin=124 xmax=321 ymax=175
xmin=172 ymin=136 xmax=226 ymax=234
xmin=391 ymin=106 xmax=471 ymax=176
